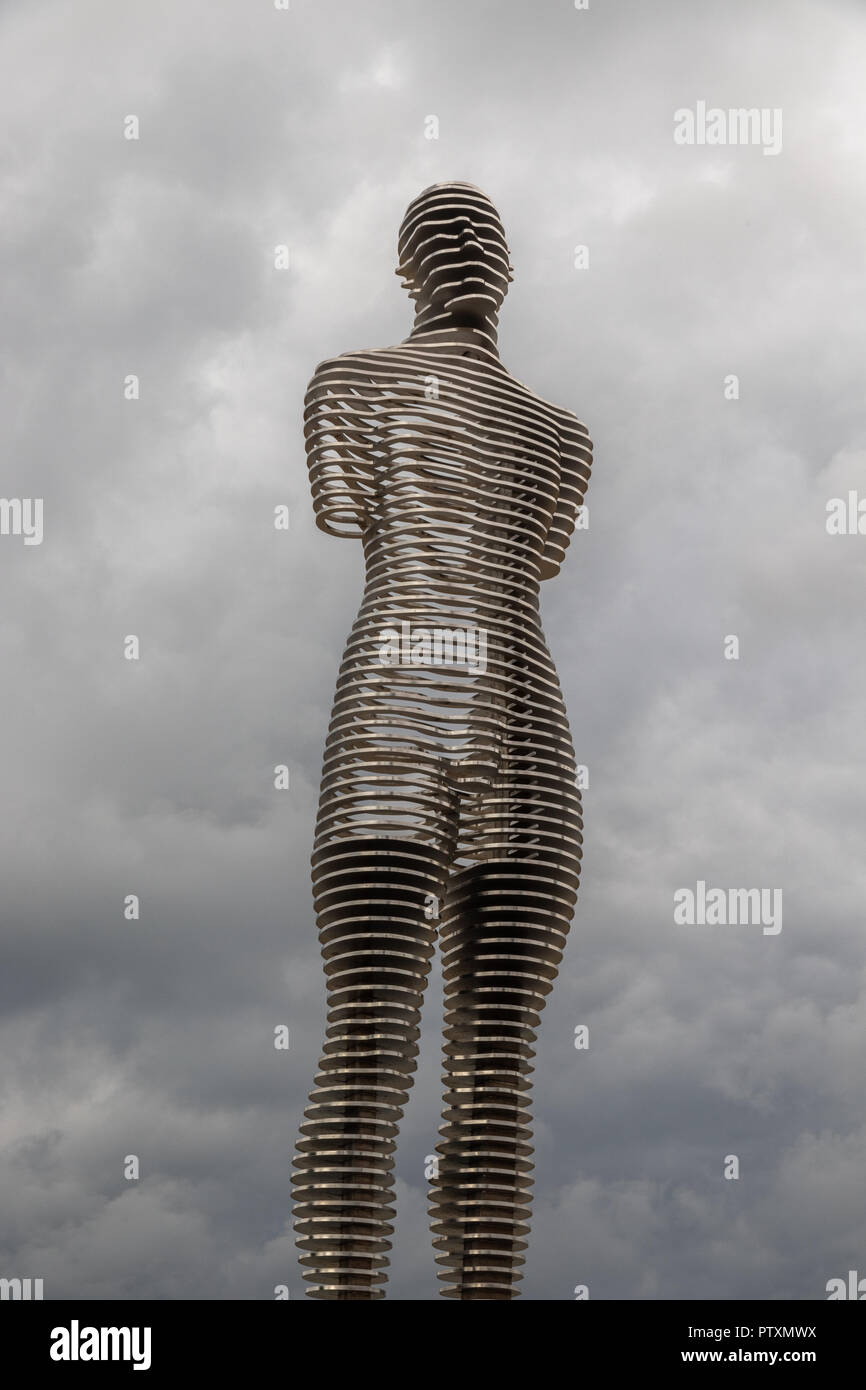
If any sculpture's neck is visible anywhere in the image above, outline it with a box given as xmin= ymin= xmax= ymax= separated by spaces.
xmin=407 ymin=309 xmax=499 ymax=356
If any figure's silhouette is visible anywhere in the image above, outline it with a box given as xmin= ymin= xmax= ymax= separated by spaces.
xmin=291 ymin=182 xmax=593 ymax=1299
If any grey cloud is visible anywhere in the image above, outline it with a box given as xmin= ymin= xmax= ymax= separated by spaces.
xmin=1 ymin=0 xmax=864 ymax=1300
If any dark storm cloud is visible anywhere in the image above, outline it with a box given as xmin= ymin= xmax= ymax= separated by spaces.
xmin=1 ymin=0 xmax=864 ymax=1300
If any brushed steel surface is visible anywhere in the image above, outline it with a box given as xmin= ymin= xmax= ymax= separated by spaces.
xmin=291 ymin=182 xmax=593 ymax=1299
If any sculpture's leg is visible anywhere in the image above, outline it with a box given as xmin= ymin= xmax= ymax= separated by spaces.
xmin=429 ymin=855 xmax=580 ymax=1299
xmin=292 ymin=837 xmax=448 ymax=1299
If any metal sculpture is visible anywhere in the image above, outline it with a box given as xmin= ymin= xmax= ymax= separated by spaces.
xmin=291 ymin=181 xmax=593 ymax=1299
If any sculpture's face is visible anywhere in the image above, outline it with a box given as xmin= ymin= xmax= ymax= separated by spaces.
xmin=397 ymin=183 xmax=513 ymax=325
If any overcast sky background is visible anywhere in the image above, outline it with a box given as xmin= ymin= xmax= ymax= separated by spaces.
xmin=1 ymin=0 xmax=865 ymax=1301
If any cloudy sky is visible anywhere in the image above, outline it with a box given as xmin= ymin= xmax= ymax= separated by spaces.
xmin=1 ymin=0 xmax=865 ymax=1301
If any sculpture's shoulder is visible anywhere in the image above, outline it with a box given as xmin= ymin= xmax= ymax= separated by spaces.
xmin=514 ymin=390 xmax=591 ymax=471
xmin=551 ymin=400 xmax=591 ymax=444
xmin=486 ymin=359 xmax=583 ymax=427
xmin=520 ymin=391 xmax=590 ymax=454
xmin=305 ymin=345 xmax=420 ymax=413
xmin=305 ymin=349 xmax=380 ymax=399
xmin=497 ymin=371 xmax=593 ymax=467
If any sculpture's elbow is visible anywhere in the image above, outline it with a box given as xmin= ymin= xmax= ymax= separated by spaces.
xmin=314 ymin=508 xmax=368 ymax=539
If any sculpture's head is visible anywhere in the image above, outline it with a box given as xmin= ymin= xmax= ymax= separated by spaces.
xmin=396 ymin=182 xmax=514 ymax=328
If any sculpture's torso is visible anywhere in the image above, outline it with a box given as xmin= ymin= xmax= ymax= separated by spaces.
xmin=308 ymin=338 xmax=590 ymax=868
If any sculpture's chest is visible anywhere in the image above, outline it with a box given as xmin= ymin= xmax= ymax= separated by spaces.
xmin=367 ymin=371 xmax=559 ymax=523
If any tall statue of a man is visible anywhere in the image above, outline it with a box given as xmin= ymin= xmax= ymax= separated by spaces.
xmin=292 ymin=181 xmax=593 ymax=1299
